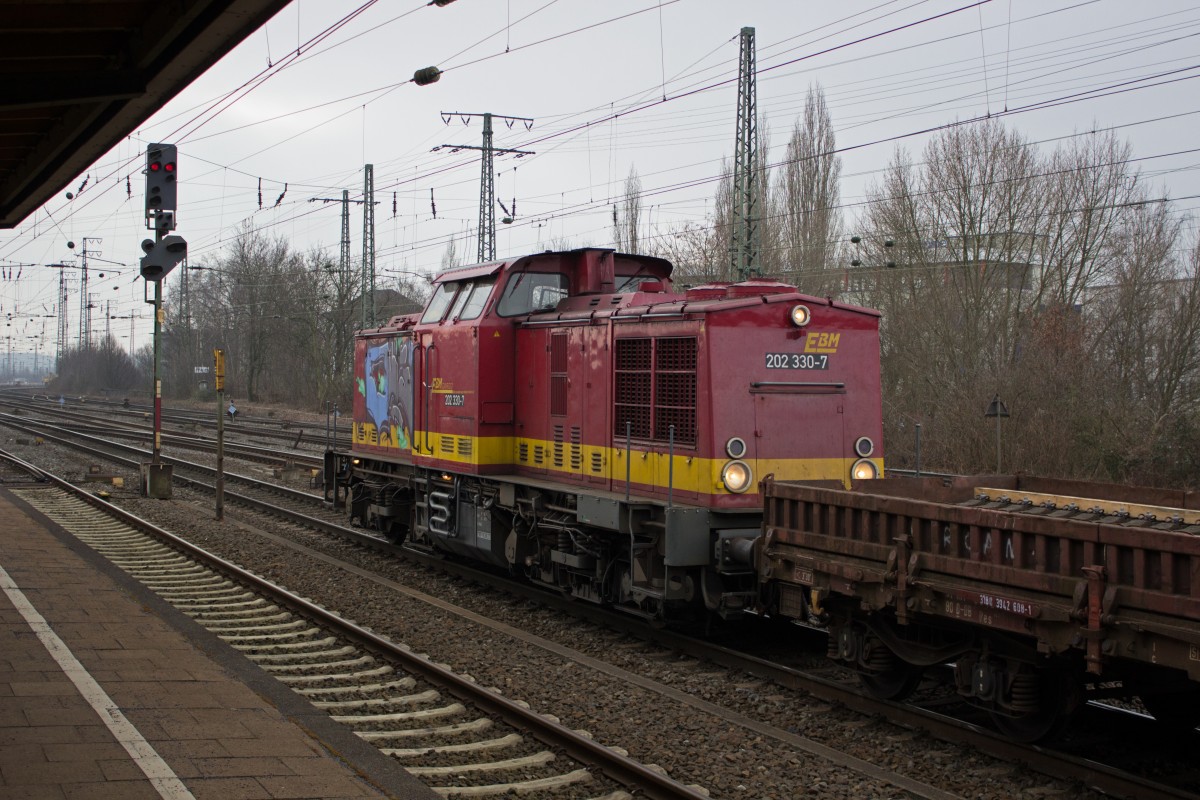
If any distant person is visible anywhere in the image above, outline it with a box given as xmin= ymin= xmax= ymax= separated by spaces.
xmin=122 ymin=398 xmax=130 ymax=408
xmin=227 ymin=401 xmax=237 ymax=422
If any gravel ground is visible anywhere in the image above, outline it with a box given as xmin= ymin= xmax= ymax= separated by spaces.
xmin=1 ymin=429 xmax=1102 ymax=800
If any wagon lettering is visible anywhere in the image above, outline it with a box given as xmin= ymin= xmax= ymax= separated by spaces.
xmin=1004 ymin=537 xmax=1015 ymax=563
xmin=976 ymin=592 xmax=1035 ymax=617
xmin=945 ymin=600 xmax=989 ymax=624
xmin=793 ymin=565 xmax=814 ymax=585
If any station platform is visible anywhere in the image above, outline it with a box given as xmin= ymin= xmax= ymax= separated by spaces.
xmin=0 ymin=488 xmax=438 ymax=800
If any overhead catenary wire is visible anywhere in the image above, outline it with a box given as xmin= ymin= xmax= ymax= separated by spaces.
xmin=4 ymin=1 xmax=1199 ymax=332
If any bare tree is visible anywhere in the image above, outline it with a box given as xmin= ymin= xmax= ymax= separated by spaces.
xmin=654 ymin=159 xmax=735 ymax=285
xmin=613 ymin=165 xmax=643 ymax=253
xmin=856 ymin=120 xmax=1152 ymax=478
xmin=776 ymin=84 xmax=841 ymax=293
xmin=441 ymin=235 xmax=462 ymax=270
xmin=1036 ymin=131 xmax=1135 ymax=309
xmin=217 ymin=223 xmax=303 ymax=402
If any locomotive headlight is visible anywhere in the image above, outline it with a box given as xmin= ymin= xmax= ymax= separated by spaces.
xmin=351 ymin=458 xmax=361 ymax=465
xmin=851 ymin=458 xmax=879 ymax=481
xmin=725 ymin=437 xmax=747 ymax=459
xmin=722 ymin=460 xmax=753 ymax=493
xmin=789 ymin=304 xmax=811 ymax=327
xmin=854 ymin=436 xmax=874 ymax=458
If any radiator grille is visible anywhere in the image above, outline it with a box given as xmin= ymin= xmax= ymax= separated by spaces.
xmin=614 ymin=338 xmax=653 ymax=439
xmin=614 ymin=336 xmax=697 ymax=446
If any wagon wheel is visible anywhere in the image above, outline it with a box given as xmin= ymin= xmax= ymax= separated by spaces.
xmin=989 ymin=666 xmax=1079 ymax=743
xmin=859 ymin=662 xmax=924 ymax=701
xmin=857 ymin=635 xmax=924 ymax=701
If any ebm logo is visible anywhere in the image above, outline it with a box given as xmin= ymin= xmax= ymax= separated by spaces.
xmin=804 ymin=332 xmax=841 ymax=354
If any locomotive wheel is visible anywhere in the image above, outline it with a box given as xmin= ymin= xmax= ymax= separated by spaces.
xmin=378 ymin=517 xmax=406 ymax=545
xmin=989 ymin=666 xmax=1079 ymax=743
xmin=859 ymin=663 xmax=924 ymax=701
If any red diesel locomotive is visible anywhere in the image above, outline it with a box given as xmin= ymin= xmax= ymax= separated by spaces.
xmin=327 ymin=247 xmax=883 ymax=620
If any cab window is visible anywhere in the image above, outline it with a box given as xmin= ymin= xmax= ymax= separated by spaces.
xmin=615 ymin=274 xmax=658 ymax=293
xmin=497 ymin=272 xmax=569 ymax=316
xmin=447 ymin=282 xmax=472 ymax=320
xmin=421 ymin=281 xmax=459 ymax=323
xmin=457 ymin=277 xmax=495 ymax=320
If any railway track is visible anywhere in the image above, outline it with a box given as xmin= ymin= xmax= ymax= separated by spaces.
xmin=1 ymin=448 xmax=706 ymax=800
xmin=1 ymin=390 xmax=352 ymax=449
xmin=4 ymin=397 xmax=338 ymax=459
xmin=4 ymin=411 xmax=1198 ymax=798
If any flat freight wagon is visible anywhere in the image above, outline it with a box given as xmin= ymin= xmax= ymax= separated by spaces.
xmin=757 ymin=474 xmax=1200 ymax=740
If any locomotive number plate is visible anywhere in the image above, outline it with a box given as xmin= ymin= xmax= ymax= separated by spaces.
xmin=765 ymin=353 xmax=829 ymax=370
xmin=443 ymin=393 xmax=465 ymax=407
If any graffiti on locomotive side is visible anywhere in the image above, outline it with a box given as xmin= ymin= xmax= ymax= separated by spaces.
xmin=356 ymin=338 xmax=415 ymax=450
xmin=353 ymin=421 xmax=388 ymax=447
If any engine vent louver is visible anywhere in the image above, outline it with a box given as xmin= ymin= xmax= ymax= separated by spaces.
xmin=570 ymin=426 xmax=582 ymax=470
xmin=518 ymin=442 xmax=529 ymax=463
xmin=553 ymin=424 xmax=564 ymax=468
xmin=550 ymin=332 xmax=568 ymax=417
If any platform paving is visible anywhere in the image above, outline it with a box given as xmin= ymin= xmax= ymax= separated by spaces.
xmin=0 ymin=488 xmax=438 ymax=799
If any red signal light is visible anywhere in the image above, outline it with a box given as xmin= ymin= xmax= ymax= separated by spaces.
xmin=164 ymin=162 xmax=175 ymax=173
xmin=149 ymin=162 xmax=161 ymax=172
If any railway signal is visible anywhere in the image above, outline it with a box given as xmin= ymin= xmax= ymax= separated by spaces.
xmin=145 ymin=143 xmax=177 ymax=223
xmin=138 ymin=235 xmax=187 ymax=281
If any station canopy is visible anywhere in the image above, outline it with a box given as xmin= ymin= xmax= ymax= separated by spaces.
xmin=0 ymin=0 xmax=291 ymax=229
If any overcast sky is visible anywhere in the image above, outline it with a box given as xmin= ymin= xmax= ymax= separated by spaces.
xmin=2 ymin=0 xmax=1198 ymax=360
